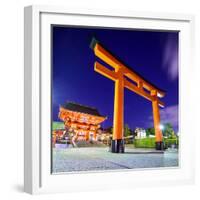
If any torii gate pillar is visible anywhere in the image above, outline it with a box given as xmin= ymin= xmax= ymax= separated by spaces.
xmin=112 ymin=68 xmax=125 ymax=153
xmin=90 ymin=38 xmax=165 ymax=153
xmin=151 ymin=90 xmax=164 ymax=150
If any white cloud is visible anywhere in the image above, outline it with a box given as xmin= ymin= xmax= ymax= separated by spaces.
xmin=147 ymin=104 xmax=178 ymax=131
xmin=160 ymin=104 xmax=178 ymax=129
xmin=162 ymin=36 xmax=178 ymax=81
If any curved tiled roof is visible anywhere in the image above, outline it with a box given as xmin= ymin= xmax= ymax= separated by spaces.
xmin=61 ymin=102 xmax=105 ymax=117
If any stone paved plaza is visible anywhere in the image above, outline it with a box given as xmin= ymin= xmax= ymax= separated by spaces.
xmin=52 ymin=147 xmax=178 ymax=173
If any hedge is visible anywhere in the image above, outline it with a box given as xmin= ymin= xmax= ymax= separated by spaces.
xmin=134 ymin=138 xmax=155 ymax=148
xmin=52 ymin=121 xmax=65 ymax=131
xmin=134 ymin=137 xmax=178 ymax=148
xmin=164 ymin=138 xmax=178 ymax=148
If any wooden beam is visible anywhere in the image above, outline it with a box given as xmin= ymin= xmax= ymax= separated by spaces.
xmin=94 ymin=61 xmax=117 ymax=82
xmin=124 ymin=79 xmax=164 ymax=107
xmin=158 ymin=100 xmax=165 ymax=108
xmin=124 ymin=71 xmax=165 ymax=98
xmin=94 ymin=43 xmax=121 ymax=70
xmin=124 ymin=79 xmax=152 ymax=101
xmin=93 ymin=42 xmax=165 ymax=98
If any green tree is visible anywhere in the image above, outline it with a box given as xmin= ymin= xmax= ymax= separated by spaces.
xmin=124 ymin=124 xmax=132 ymax=137
xmin=146 ymin=127 xmax=155 ymax=137
xmin=106 ymin=126 xmax=113 ymax=134
xmin=162 ymin=123 xmax=175 ymax=138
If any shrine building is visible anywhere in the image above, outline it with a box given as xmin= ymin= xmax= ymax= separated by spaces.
xmin=58 ymin=102 xmax=107 ymax=142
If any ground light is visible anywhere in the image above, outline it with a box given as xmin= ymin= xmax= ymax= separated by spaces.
xmin=159 ymin=124 xmax=164 ymax=130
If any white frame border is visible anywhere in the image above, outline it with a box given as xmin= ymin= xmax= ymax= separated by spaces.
xmin=24 ymin=5 xmax=195 ymax=194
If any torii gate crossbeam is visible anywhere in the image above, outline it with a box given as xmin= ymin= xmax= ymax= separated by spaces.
xmin=90 ymin=38 xmax=166 ymax=153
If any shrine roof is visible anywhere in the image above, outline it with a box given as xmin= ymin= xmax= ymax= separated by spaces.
xmin=61 ymin=102 xmax=105 ymax=118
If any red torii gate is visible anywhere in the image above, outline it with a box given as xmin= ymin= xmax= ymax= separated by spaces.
xmin=90 ymin=38 xmax=166 ymax=153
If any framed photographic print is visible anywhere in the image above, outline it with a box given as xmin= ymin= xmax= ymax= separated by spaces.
xmin=24 ymin=5 xmax=195 ymax=194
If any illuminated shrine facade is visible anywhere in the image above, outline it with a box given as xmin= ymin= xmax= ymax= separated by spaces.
xmin=58 ymin=102 xmax=107 ymax=141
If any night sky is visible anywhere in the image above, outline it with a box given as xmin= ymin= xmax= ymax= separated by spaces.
xmin=52 ymin=26 xmax=179 ymax=133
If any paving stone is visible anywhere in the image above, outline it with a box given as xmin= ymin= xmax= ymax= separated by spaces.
xmin=52 ymin=147 xmax=178 ymax=173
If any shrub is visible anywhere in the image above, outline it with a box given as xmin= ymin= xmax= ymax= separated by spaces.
xmin=163 ymin=138 xmax=178 ymax=148
xmin=52 ymin=121 xmax=65 ymax=131
xmin=134 ymin=138 xmax=155 ymax=148
xmin=134 ymin=137 xmax=179 ymax=148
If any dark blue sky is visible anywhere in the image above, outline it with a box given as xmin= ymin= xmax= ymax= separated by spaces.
xmin=52 ymin=26 xmax=179 ymax=132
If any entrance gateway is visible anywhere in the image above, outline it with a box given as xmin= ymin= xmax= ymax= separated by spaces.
xmin=90 ymin=38 xmax=166 ymax=153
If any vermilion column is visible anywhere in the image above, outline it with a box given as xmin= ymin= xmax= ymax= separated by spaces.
xmin=85 ymin=131 xmax=89 ymax=141
xmin=94 ymin=132 xmax=97 ymax=140
xmin=151 ymin=90 xmax=163 ymax=150
xmin=111 ymin=68 xmax=125 ymax=153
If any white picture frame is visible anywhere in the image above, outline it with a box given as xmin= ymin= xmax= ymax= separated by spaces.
xmin=24 ymin=5 xmax=195 ymax=194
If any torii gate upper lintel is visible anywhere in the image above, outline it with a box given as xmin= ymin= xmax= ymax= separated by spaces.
xmin=90 ymin=37 xmax=166 ymax=153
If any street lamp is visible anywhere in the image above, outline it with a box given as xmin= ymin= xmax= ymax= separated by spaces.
xmin=159 ymin=124 xmax=164 ymax=130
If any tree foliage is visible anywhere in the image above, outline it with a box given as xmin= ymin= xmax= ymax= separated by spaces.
xmin=146 ymin=127 xmax=155 ymax=136
xmin=106 ymin=126 xmax=113 ymax=134
xmin=124 ymin=124 xmax=132 ymax=137
xmin=162 ymin=123 xmax=176 ymax=138
xmin=145 ymin=123 xmax=177 ymax=139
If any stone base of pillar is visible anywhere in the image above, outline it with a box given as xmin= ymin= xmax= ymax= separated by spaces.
xmin=155 ymin=141 xmax=164 ymax=150
xmin=111 ymin=139 xmax=125 ymax=153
